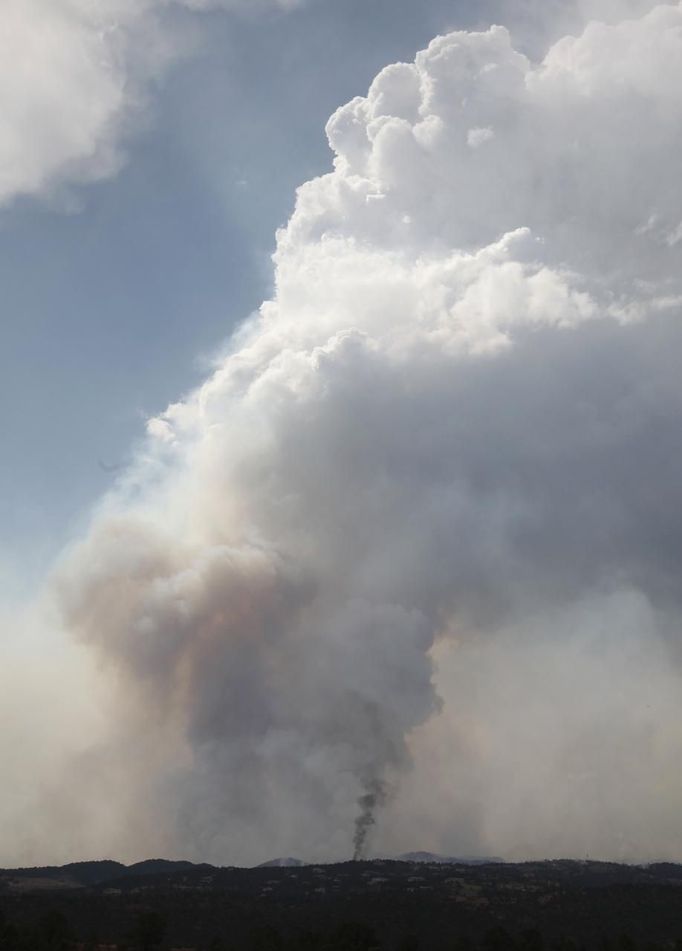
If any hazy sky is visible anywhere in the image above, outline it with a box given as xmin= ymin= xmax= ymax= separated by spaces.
xmin=3 ymin=0 xmax=682 ymax=868
xmin=0 ymin=0 xmax=624 ymax=595
xmin=1 ymin=0 xmax=493 ymax=599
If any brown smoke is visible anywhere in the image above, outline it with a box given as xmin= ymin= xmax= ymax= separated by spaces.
xmin=10 ymin=6 xmax=682 ymax=869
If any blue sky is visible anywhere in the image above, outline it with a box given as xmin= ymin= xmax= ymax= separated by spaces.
xmin=1 ymin=0 xmax=500 ymax=598
xmin=2 ymin=0 xmax=598 ymax=599
xmin=4 ymin=0 xmax=682 ymax=868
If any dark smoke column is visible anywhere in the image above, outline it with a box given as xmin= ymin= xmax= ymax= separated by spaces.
xmin=352 ymin=778 xmax=387 ymax=861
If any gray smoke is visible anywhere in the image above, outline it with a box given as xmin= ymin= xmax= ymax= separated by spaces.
xmin=353 ymin=778 xmax=389 ymax=861
xmin=8 ymin=2 xmax=682 ymax=867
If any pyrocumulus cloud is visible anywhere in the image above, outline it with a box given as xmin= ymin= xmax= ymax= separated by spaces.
xmin=9 ymin=0 xmax=682 ymax=867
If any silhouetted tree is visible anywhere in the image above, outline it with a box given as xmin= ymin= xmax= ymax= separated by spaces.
xmin=397 ymin=933 xmax=419 ymax=951
xmin=618 ymin=935 xmax=637 ymax=951
xmin=451 ymin=934 xmax=473 ymax=951
xmin=250 ymin=925 xmax=283 ymax=951
xmin=293 ymin=929 xmax=324 ymax=950
xmin=38 ymin=909 xmax=71 ymax=951
xmin=330 ymin=921 xmax=381 ymax=950
xmin=519 ymin=929 xmax=544 ymax=951
xmin=483 ymin=927 xmax=516 ymax=951
xmin=134 ymin=910 xmax=166 ymax=951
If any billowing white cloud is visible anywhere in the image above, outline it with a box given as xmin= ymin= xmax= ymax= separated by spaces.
xmin=0 ymin=0 xmax=300 ymax=207
xmin=5 ymin=3 xmax=682 ymax=867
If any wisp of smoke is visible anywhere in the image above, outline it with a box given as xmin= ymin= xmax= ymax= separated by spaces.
xmin=8 ymin=1 xmax=682 ymax=867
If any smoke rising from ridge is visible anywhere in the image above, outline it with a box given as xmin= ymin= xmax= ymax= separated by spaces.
xmin=7 ymin=1 xmax=682 ymax=866
xmin=353 ymin=779 xmax=389 ymax=861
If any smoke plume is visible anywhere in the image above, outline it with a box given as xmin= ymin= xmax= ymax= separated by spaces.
xmin=7 ymin=0 xmax=682 ymax=866
xmin=353 ymin=779 xmax=389 ymax=861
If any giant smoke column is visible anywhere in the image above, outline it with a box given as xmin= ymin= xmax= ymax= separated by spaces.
xmin=48 ymin=3 xmax=682 ymax=866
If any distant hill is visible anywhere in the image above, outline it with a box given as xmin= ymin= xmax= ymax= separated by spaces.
xmin=0 ymin=853 xmax=502 ymax=883
xmin=0 ymin=860 xmax=126 ymax=888
xmin=0 ymin=858 xmax=209 ymax=891
xmin=397 ymin=851 xmax=504 ymax=865
xmin=127 ymin=858 xmax=207 ymax=876
xmin=5 ymin=857 xmax=682 ymax=949
xmin=258 ymin=857 xmax=306 ymax=868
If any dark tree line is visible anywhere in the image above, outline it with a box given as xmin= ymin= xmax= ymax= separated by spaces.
xmin=3 ymin=906 xmax=682 ymax=951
